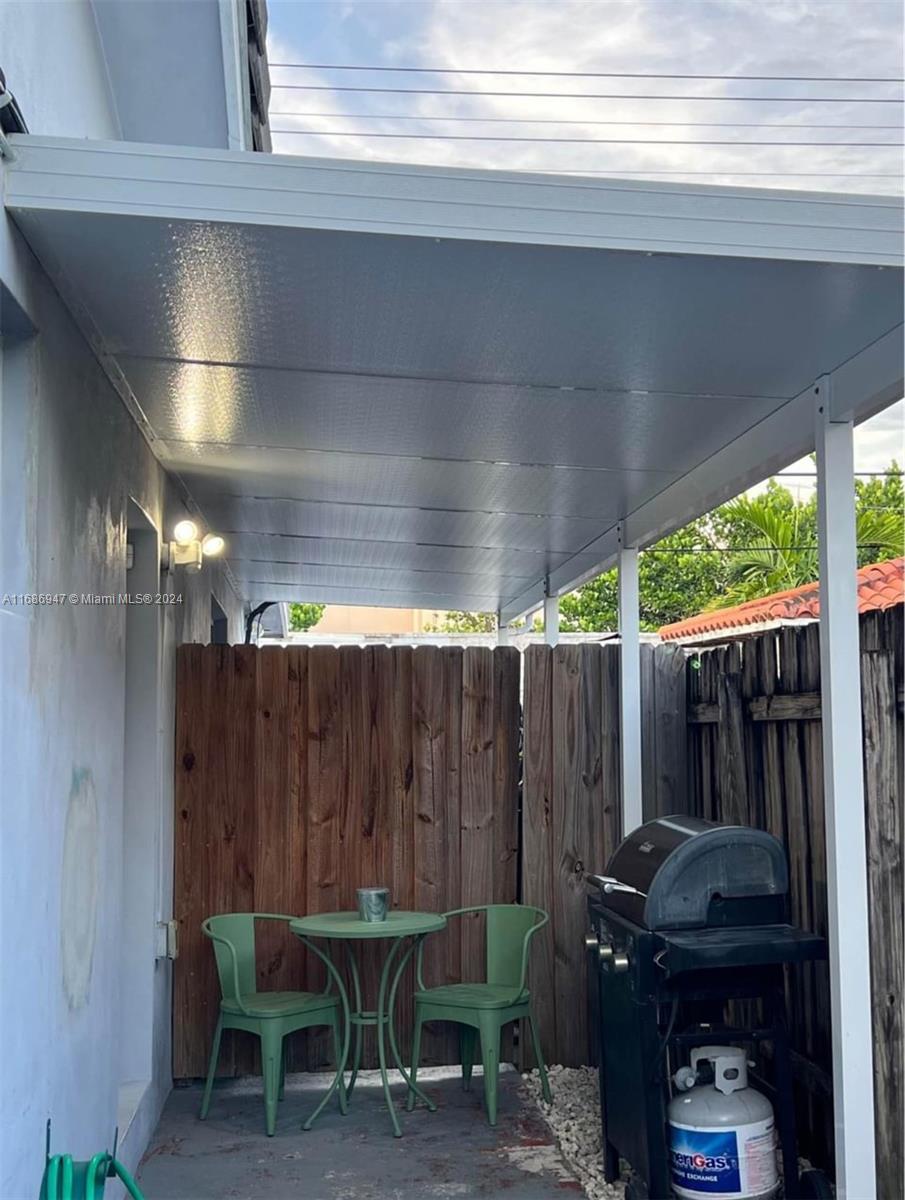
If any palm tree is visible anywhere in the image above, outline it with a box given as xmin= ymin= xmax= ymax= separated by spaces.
xmin=713 ymin=491 xmax=903 ymax=607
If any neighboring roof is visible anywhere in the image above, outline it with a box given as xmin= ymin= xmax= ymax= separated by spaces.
xmin=659 ymin=557 xmax=904 ymax=642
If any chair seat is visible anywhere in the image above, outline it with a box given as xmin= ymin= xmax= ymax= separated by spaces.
xmin=414 ymin=983 xmax=528 ymax=1010
xmin=221 ymin=990 xmax=340 ymax=1018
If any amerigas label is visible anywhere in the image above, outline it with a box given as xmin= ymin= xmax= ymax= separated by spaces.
xmin=669 ymin=1119 xmax=777 ymax=1198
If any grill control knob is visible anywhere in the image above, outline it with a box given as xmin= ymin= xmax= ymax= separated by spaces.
xmin=612 ymin=951 xmax=630 ymax=973
xmin=584 ymin=934 xmax=599 ymax=952
xmin=598 ymin=942 xmax=615 ymax=966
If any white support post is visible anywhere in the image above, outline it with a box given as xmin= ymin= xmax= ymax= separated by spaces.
xmin=618 ymin=529 xmax=643 ymax=835
xmin=814 ymin=380 xmax=876 ymax=1200
xmin=543 ymin=590 xmax=559 ymax=648
xmin=496 ymin=619 xmax=511 ymax=647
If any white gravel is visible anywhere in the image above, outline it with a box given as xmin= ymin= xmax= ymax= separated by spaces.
xmin=523 ymin=1064 xmax=627 ymax=1200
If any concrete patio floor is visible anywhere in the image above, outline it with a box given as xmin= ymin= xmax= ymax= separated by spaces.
xmin=137 ymin=1066 xmax=582 ymax=1200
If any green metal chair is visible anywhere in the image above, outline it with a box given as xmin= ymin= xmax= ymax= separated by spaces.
xmin=200 ymin=913 xmax=347 ymax=1136
xmin=405 ymin=904 xmax=552 ymax=1125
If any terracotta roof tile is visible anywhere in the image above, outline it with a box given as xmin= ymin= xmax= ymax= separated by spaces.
xmin=659 ymin=557 xmax=903 ymax=641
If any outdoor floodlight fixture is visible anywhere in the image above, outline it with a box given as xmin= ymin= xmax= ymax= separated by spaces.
xmin=162 ymin=521 xmax=226 ymax=574
xmin=173 ymin=519 xmax=198 ymax=545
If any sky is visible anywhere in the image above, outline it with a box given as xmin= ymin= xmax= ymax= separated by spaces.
xmin=265 ymin=0 xmax=904 ymax=481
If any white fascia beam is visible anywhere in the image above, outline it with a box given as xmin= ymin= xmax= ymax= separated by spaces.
xmin=6 ymin=137 xmax=902 ymax=264
xmin=536 ymin=325 xmax=903 ymax=609
xmin=618 ymin=529 xmax=643 ymax=836
xmin=814 ymin=378 xmax=877 ymax=1199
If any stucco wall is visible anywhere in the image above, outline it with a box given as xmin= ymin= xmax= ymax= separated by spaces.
xmin=0 ymin=0 xmax=121 ymax=140
xmin=1 ymin=0 xmax=244 ymax=151
xmin=0 ymin=210 xmax=243 ymax=1195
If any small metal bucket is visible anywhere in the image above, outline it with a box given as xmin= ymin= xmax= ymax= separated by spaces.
xmin=357 ymin=886 xmax=390 ymax=923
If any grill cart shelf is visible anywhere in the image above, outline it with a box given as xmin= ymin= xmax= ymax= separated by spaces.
xmin=587 ymin=816 xmax=832 ymax=1200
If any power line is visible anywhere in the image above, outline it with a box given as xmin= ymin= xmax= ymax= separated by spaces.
xmin=271 ymin=83 xmax=905 ymax=103
xmin=282 ymin=157 xmax=901 ymax=178
xmin=270 ymin=62 xmax=904 ymax=84
xmin=270 ymin=110 xmax=904 ymax=129
xmin=271 ymin=129 xmax=903 ymax=146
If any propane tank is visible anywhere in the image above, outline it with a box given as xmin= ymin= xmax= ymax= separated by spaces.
xmin=668 ymin=1046 xmax=778 ymax=1200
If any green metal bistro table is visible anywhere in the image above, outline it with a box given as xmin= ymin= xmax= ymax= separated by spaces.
xmin=290 ymin=910 xmax=446 ymax=1137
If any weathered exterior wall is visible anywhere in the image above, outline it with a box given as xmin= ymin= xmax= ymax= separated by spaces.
xmin=0 ymin=214 xmax=243 ymax=1196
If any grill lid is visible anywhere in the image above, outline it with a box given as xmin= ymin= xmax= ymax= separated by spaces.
xmin=591 ymin=816 xmax=788 ymax=930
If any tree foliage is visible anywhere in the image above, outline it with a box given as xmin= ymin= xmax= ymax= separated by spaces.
xmin=716 ymin=471 xmax=903 ymax=606
xmin=424 ymin=610 xmax=498 ymax=633
xmin=288 ymin=602 xmax=326 ymax=632
xmin=559 ymin=463 xmax=903 ymax=633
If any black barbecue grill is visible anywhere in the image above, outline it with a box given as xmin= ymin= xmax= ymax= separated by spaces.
xmin=587 ymin=816 xmax=829 ymax=1200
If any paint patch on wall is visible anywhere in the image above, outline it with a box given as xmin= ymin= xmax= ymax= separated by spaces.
xmin=60 ymin=768 xmax=99 ymax=1010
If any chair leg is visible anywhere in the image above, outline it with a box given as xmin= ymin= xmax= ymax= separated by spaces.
xmin=478 ymin=1014 xmax=501 ymax=1127
xmin=527 ymin=1012 xmax=552 ymax=1104
xmin=278 ymin=1039 xmax=287 ymax=1101
xmin=405 ymin=1011 xmax=424 ymax=1112
xmin=199 ymin=1016 xmax=223 ymax=1120
xmin=460 ymin=1026 xmax=477 ymax=1092
xmin=261 ymin=1024 xmax=283 ymax=1137
xmin=331 ymin=1010 xmax=348 ymax=1115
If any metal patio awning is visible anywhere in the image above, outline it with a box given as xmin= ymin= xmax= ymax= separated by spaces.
xmin=4 ymin=137 xmax=903 ymax=618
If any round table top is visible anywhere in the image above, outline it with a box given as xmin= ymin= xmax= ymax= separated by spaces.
xmin=290 ymin=911 xmax=446 ymax=940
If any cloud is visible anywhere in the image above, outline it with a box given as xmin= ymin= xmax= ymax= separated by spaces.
xmin=268 ymin=0 xmax=903 ymax=190
xmin=266 ymin=1 xmax=903 ymax=471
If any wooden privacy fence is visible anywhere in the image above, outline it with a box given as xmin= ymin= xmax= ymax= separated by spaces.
xmin=684 ymin=608 xmax=903 ymax=1196
xmin=521 ymin=643 xmax=622 ymax=1069
xmin=172 ymin=617 xmax=901 ymax=1192
xmin=173 ymin=643 xmax=519 ymax=1079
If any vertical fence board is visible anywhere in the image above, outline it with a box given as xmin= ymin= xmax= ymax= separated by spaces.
xmin=254 ymin=647 xmax=293 ymax=999
xmin=460 ymin=649 xmax=495 ymax=986
xmin=861 ymin=649 xmax=903 ymax=1199
xmin=285 ymin=646 xmax=309 ymax=1070
xmin=230 ymin=646 xmax=259 ymax=1074
xmin=413 ymin=647 xmax=451 ymax=1064
xmin=717 ymin=646 xmax=748 ymax=827
xmin=305 ymin=646 xmax=343 ymax=1067
xmin=173 ymin=645 xmax=209 ymax=1080
xmin=522 ymin=646 xmax=556 ymax=1066
xmin=493 ymin=647 xmax=520 ymax=907
xmin=391 ymin=647 xmax=416 ymax=1061
xmin=600 ymin=645 xmax=622 ymax=850
xmin=551 ymin=645 xmax=585 ymax=1067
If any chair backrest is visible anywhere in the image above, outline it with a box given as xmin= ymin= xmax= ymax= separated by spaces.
xmin=201 ymin=913 xmax=260 ymax=1003
xmin=484 ymin=904 xmax=548 ymax=992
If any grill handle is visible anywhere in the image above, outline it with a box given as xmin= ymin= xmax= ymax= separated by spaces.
xmin=586 ymin=874 xmax=648 ymax=899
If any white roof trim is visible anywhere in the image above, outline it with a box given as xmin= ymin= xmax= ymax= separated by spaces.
xmin=501 ymin=326 xmax=903 ymax=622
xmin=6 ymin=136 xmax=903 ymax=266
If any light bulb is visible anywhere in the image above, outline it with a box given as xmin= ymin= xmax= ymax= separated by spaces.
xmin=173 ymin=519 xmax=198 ymax=546
xmin=202 ymin=533 xmax=225 ymax=557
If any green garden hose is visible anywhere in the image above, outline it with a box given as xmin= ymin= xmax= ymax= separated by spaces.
xmin=40 ymin=1150 xmax=145 ymax=1200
